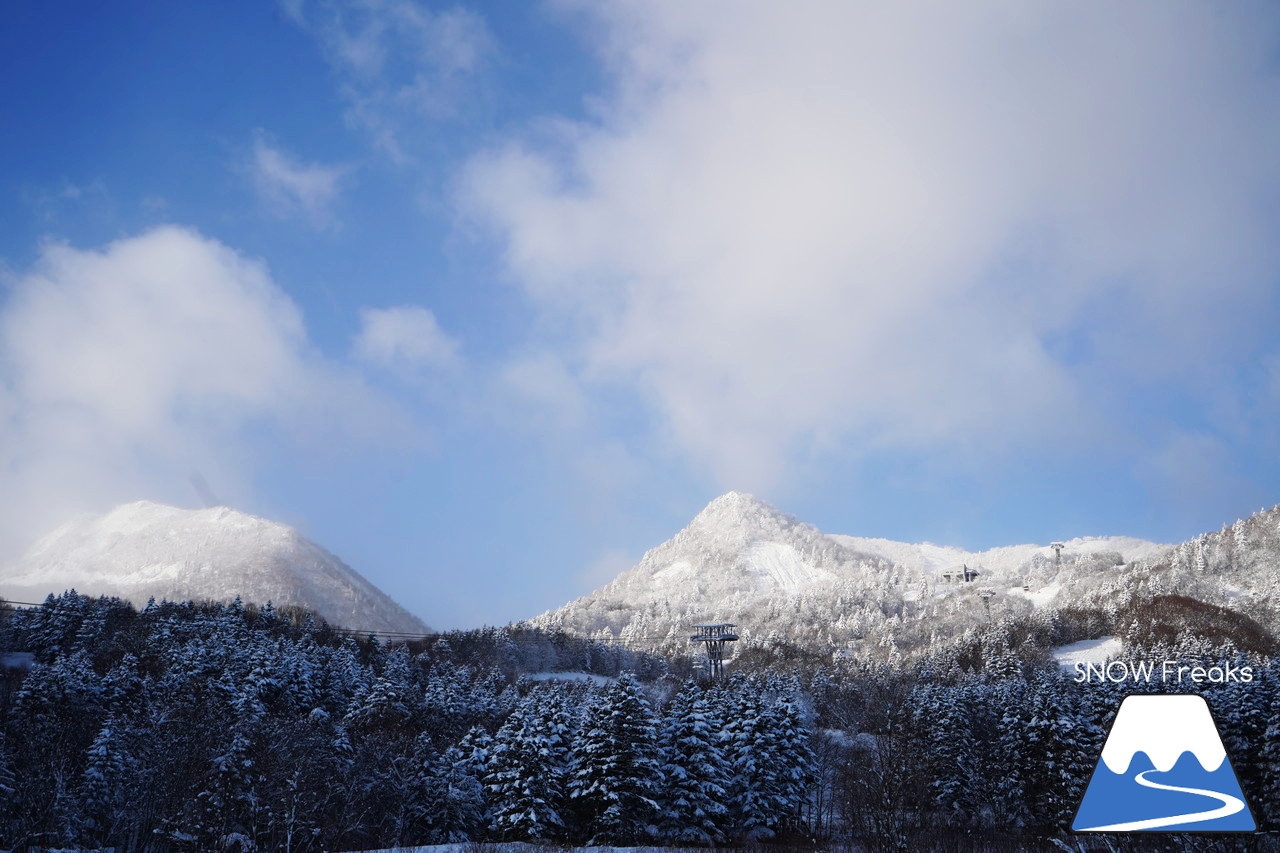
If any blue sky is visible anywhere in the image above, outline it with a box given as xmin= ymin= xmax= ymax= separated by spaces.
xmin=3 ymin=1 xmax=1280 ymax=629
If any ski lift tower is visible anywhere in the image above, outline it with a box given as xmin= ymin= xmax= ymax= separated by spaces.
xmin=1051 ymin=542 xmax=1065 ymax=565
xmin=690 ymin=623 xmax=738 ymax=679
xmin=978 ymin=589 xmax=997 ymax=621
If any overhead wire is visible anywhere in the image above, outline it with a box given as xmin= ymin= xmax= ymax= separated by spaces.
xmin=1 ymin=597 xmax=686 ymax=648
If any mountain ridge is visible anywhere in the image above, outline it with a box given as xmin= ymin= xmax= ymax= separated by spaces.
xmin=530 ymin=491 xmax=1201 ymax=656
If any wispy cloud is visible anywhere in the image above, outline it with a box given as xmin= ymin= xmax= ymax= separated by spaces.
xmin=283 ymin=0 xmax=495 ymax=161
xmin=461 ymin=2 xmax=1280 ymax=495
xmin=249 ymin=133 xmax=348 ymax=228
xmin=353 ymin=304 xmax=460 ymax=373
xmin=24 ymin=178 xmax=115 ymax=226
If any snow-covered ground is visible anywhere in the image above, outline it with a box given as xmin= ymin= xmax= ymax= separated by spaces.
xmin=1052 ymin=636 xmax=1123 ymax=670
xmin=526 ymin=671 xmax=615 ymax=685
xmin=1015 ymin=581 xmax=1061 ymax=607
xmin=744 ymin=541 xmax=837 ymax=592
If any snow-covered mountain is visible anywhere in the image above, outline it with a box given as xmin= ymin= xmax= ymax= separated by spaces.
xmin=831 ymin=533 xmax=1168 ymax=581
xmin=0 ymin=501 xmax=429 ymax=634
xmin=530 ymin=491 xmax=1172 ymax=655
xmin=533 ymin=492 xmax=890 ymax=636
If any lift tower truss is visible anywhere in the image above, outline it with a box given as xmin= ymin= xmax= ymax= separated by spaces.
xmin=690 ymin=623 xmax=739 ymax=679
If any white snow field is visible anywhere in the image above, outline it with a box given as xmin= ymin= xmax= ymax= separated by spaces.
xmin=1051 ymin=636 xmax=1123 ymax=670
xmin=1021 ymin=581 xmax=1062 ymax=607
xmin=743 ymin=541 xmax=837 ymax=592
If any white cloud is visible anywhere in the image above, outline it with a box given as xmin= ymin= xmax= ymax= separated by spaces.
xmin=353 ymin=305 xmax=459 ymax=372
xmin=498 ymin=352 xmax=588 ymax=431
xmin=250 ymin=134 xmax=347 ymax=228
xmin=284 ymin=0 xmax=494 ymax=160
xmin=0 ymin=226 xmax=402 ymax=561
xmin=462 ymin=2 xmax=1280 ymax=491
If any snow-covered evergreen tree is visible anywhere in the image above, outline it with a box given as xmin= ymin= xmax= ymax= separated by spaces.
xmin=403 ymin=732 xmax=448 ymax=842
xmin=769 ymin=698 xmax=815 ymax=825
xmin=1258 ymin=681 xmax=1280 ymax=830
xmin=721 ymin=683 xmax=789 ymax=839
xmin=78 ymin=711 xmax=140 ymax=848
xmin=322 ymin=636 xmax=369 ymax=711
xmin=435 ymin=744 xmax=488 ymax=841
xmin=567 ymin=671 xmax=662 ymax=844
xmin=1018 ymin=675 xmax=1101 ymax=828
xmin=909 ymin=682 xmax=976 ymax=819
xmin=485 ymin=704 xmax=566 ymax=840
xmin=656 ymin=682 xmax=729 ymax=843
xmin=191 ymin=675 xmax=268 ymax=848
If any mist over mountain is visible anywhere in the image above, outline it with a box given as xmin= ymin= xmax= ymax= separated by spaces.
xmin=530 ymin=491 xmax=1280 ymax=658
xmin=0 ymin=501 xmax=428 ymax=634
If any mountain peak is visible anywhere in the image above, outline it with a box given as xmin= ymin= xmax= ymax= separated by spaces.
xmin=702 ymin=490 xmax=767 ymax=511
xmin=2 ymin=501 xmax=428 ymax=633
xmin=685 ymin=491 xmax=799 ymax=546
xmin=101 ymin=498 xmax=185 ymax=521
xmin=693 ymin=491 xmax=791 ymax=524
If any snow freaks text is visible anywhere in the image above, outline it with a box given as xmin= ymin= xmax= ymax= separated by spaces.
xmin=1073 ymin=660 xmax=1255 ymax=685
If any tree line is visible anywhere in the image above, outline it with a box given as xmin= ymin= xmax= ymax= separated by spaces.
xmin=7 ymin=591 xmax=1280 ymax=852
xmin=0 ymin=592 xmax=809 ymax=852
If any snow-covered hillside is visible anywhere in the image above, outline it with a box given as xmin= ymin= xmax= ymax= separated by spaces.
xmin=530 ymin=491 xmax=1178 ymax=656
xmin=0 ymin=500 xmax=429 ymax=633
xmin=531 ymin=492 xmax=894 ymax=647
xmin=832 ymin=534 xmax=1168 ymax=579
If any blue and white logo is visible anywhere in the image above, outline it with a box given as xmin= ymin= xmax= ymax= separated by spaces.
xmin=1073 ymin=694 xmax=1255 ymax=832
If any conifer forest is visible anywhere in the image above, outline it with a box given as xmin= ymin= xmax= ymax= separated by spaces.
xmin=4 ymin=592 xmax=1280 ymax=852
